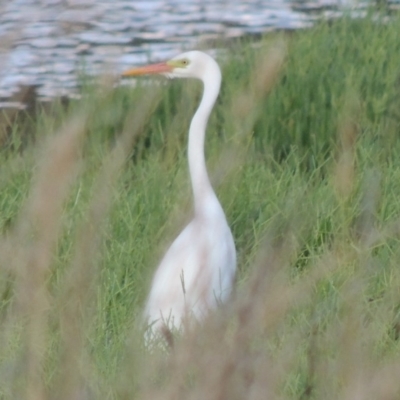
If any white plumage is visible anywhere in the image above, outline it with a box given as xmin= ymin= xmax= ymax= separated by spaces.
xmin=123 ymin=51 xmax=236 ymax=335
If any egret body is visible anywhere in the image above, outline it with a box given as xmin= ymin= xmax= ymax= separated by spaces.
xmin=122 ymin=51 xmax=236 ymax=334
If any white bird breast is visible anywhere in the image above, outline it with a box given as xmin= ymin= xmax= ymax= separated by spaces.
xmin=144 ymin=213 xmax=236 ymax=331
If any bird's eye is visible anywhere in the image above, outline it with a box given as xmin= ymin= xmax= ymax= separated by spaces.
xmin=181 ymin=59 xmax=189 ymax=67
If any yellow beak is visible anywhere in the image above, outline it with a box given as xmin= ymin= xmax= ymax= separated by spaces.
xmin=121 ymin=61 xmax=173 ymax=77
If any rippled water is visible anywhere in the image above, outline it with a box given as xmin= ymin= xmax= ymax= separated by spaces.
xmin=0 ymin=0 xmax=398 ymax=107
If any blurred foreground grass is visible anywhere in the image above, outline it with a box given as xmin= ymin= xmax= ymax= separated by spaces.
xmin=1 ymin=14 xmax=400 ymax=399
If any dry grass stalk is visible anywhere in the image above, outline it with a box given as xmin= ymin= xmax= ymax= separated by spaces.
xmin=0 ymin=114 xmax=88 ymax=400
xmin=353 ymin=169 xmax=381 ymax=247
xmin=54 ymin=87 xmax=162 ymax=399
xmin=212 ymin=41 xmax=286 ymax=187
xmin=333 ymin=93 xmax=359 ymax=201
xmin=0 ymin=79 xmax=161 ymax=398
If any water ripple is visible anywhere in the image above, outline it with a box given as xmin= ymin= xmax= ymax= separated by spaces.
xmin=0 ymin=0 xmax=397 ymax=106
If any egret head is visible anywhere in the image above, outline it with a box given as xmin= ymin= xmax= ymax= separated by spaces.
xmin=122 ymin=51 xmax=219 ymax=81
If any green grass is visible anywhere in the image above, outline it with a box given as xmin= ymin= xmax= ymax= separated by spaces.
xmin=1 ymin=13 xmax=400 ymax=399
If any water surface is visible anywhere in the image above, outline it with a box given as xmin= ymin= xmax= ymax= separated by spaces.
xmin=0 ymin=0 xmax=398 ymax=107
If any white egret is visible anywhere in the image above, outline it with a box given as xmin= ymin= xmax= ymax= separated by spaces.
xmin=122 ymin=51 xmax=236 ymax=335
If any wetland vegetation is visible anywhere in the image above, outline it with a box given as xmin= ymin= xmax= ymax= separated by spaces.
xmin=1 ymin=15 xmax=400 ymax=399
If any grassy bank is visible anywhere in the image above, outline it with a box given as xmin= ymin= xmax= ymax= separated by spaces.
xmin=1 ymin=13 xmax=400 ymax=399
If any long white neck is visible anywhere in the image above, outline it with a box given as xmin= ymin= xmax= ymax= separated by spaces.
xmin=188 ymin=61 xmax=221 ymax=215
